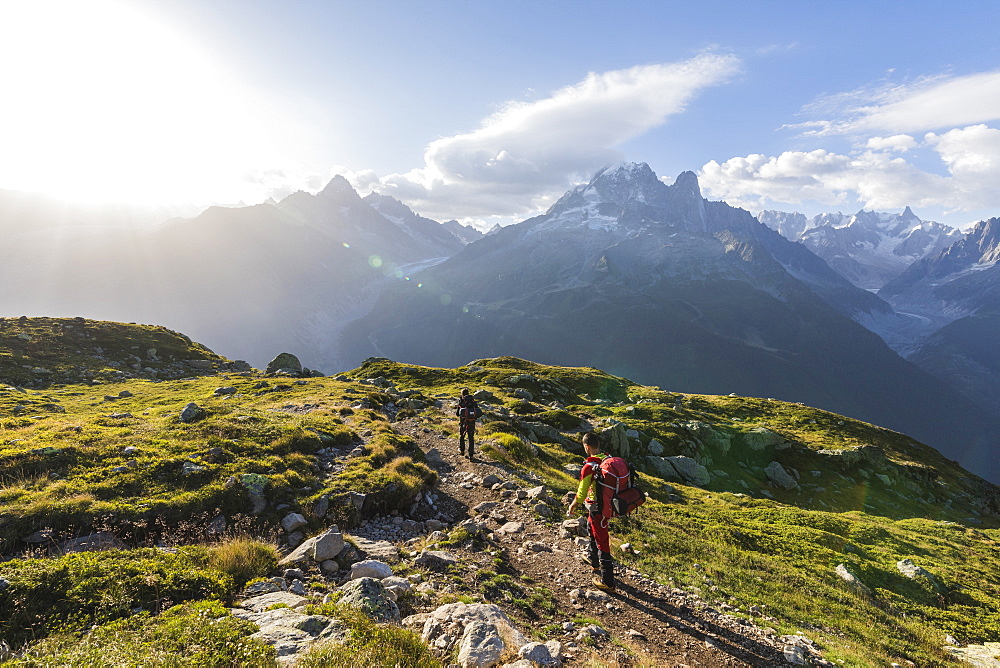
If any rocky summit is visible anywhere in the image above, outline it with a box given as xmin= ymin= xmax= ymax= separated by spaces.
xmin=1 ymin=321 xmax=999 ymax=666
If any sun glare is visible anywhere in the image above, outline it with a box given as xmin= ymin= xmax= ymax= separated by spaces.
xmin=0 ymin=0 xmax=290 ymax=205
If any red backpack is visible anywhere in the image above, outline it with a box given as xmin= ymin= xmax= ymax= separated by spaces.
xmin=591 ymin=456 xmax=646 ymax=518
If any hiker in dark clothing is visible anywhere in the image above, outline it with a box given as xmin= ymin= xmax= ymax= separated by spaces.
xmin=567 ymin=431 xmax=616 ymax=590
xmin=457 ymin=388 xmax=482 ymax=460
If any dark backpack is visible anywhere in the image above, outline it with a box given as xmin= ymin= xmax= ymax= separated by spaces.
xmin=457 ymin=397 xmax=481 ymax=420
xmin=592 ymin=456 xmax=646 ymax=518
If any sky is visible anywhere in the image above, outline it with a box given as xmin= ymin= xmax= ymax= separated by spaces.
xmin=3 ymin=0 xmax=1000 ymax=230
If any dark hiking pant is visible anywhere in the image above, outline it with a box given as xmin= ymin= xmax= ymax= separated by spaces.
xmin=459 ymin=420 xmax=476 ymax=457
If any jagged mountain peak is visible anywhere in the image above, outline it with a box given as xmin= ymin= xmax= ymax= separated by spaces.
xmin=591 ymin=161 xmax=655 ymax=182
xmin=318 ymin=174 xmax=362 ymax=202
xmin=759 ymin=206 xmax=964 ymax=290
xmin=671 ymin=170 xmax=702 ymax=197
xmin=586 ymin=161 xmax=665 ymax=206
xmin=541 ymin=164 xmax=711 ymax=234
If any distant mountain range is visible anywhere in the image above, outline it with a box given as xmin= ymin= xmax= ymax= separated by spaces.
xmin=340 ymin=163 xmax=999 ymax=480
xmin=0 ymin=180 xmax=476 ymax=370
xmin=879 ymin=218 xmax=1000 ymax=417
xmin=758 ymin=207 xmax=963 ymax=291
xmin=761 ymin=206 xmax=1000 ymax=468
xmin=3 ymin=168 xmax=998 ymax=482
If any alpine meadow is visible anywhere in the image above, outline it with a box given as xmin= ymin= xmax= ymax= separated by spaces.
xmin=4 ymin=2 xmax=1000 ymax=666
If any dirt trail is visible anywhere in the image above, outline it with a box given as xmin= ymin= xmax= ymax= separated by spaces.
xmin=394 ymin=419 xmax=790 ymax=667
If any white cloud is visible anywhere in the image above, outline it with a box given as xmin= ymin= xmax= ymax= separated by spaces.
xmin=865 ymin=135 xmax=917 ymax=152
xmin=344 ymin=53 xmax=741 ymax=221
xmin=725 ymin=71 xmax=1000 ymax=220
xmin=926 ymin=124 xmax=1000 ymax=208
xmin=699 ymin=150 xmax=854 ymax=208
xmin=795 ymin=71 xmax=1000 ymax=137
xmin=699 ymin=147 xmax=957 ymax=213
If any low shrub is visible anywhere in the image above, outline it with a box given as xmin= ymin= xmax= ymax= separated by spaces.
xmin=206 ymin=537 xmax=278 ymax=590
xmin=483 ymin=433 xmax=535 ymax=464
xmin=533 ymin=410 xmax=583 ymax=431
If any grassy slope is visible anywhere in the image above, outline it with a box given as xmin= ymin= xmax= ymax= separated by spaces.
xmin=356 ymin=356 xmax=1000 ymax=666
xmin=1 ymin=320 xmax=999 ymax=665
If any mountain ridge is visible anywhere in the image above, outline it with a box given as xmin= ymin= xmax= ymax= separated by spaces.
xmin=341 ymin=163 xmax=1000 ymax=482
xmin=758 ymin=207 xmax=963 ymax=290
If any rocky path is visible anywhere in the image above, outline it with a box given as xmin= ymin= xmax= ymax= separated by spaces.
xmin=393 ymin=419 xmax=794 ymax=667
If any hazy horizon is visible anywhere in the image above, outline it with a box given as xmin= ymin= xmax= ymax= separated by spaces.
xmin=3 ymin=0 xmax=1000 ymax=231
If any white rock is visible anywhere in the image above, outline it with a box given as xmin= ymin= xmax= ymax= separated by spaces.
xmin=350 ymin=559 xmax=394 ymax=580
xmin=281 ymin=513 xmax=308 ymax=533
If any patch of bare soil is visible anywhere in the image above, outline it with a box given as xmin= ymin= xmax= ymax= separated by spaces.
xmin=394 ymin=419 xmax=789 ymax=667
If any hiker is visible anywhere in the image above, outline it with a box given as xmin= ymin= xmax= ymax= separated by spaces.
xmin=457 ymin=388 xmax=482 ymax=460
xmin=567 ymin=431 xmax=616 ymax=590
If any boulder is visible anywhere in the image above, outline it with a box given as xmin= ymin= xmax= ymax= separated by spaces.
xmin=533 ymin=503 xmax=553 ymax=518
xmin=338 ymin=577 xmax=400 ymax=623
xmin=382 ymin=576 xmax=412 ymax=598
xmin=683 ymin=421 xmax=732 ymax=454
xmin=56 ymin=532 xmax=122 ymax=554
xmin=460 ymin=620 xmax=507 ymax=667
xmin=524 ymin=486 xmax=549 ymax=501
xmin=473 ymin=501 xmax=500 ymax=514
xmin=519 ymin=640 xmax=563 ymax=666
xmin=764 ymin=461 xmax=798 ymax=490
xmin=266 ymin=353 xmax=303 ymax=376
xmin=244 ymin=579 xmax=285 ymax=596
xmin=743 ymin=427 xmax=785 ymax=451
xmin=647 ymin=438 xmax=664 ymax=456
xmin=179 ymin=402 xmax=204 ymax=423
xmin=599 ymin=423 xmax=630 ymax=458
xmin=896 ymin=559 xmax=942 ymax=592
xmin=410 ymin=602 xmax=528 ymax=668
xmin=349 ymin=559 xmax=394 ymax=580
xmin=313 ymin=529 xmax=346 ymax=561
xmin=311 ymin=495 xmax=330 ymax=519
xmin=281 ymin=513 xmax=308 ymax=533
xmin=498 ymin=522 xmax=525 ymax=534
xmin=561 ymin=517 xmax=588 ymax=537
xmin=646 ymin=455 xmax=711 ymax=487
xmin=230 ymin=606 xmax=346 ymax=663
xmin=522 ymin=421 xmax=571 ymax=446
xmin=415 ymin=549 xmax=459 ymax=569
xmin=835 ymin=563 xmax=871 ymax=596
xmin=817 ymin=444 xmax=888 ymax=470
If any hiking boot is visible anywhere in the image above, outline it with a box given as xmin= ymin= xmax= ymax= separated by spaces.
xmin=591 ymin=576 xmax=615 ymax=591
xmin=598 ymin=553 xmax=616 ymax=590
xmin=576 ymin=554 xmax=599 ymax=571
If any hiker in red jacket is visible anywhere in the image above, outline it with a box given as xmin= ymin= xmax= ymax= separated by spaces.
xmin=457 ymin=388 xmax=482 ymax=461
xmin=567 ymin=431 xmax=616 ymax=590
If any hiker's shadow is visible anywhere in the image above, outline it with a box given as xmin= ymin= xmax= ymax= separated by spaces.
xmin=612 ymin=580 xmax=783 ymax=666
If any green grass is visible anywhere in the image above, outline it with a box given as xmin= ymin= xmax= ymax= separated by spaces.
xmin=7 ymin=600 xmax=275 ymax=667
xmin=0 ymin=369 xmax=437 ymax=551
xmin=3 ymin=324 xmax=1000 ymax=665
xmin=297 ymin=604 xmax=440 ymax=668
xmin=0 ymin=547 xmax=237 ymax=648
